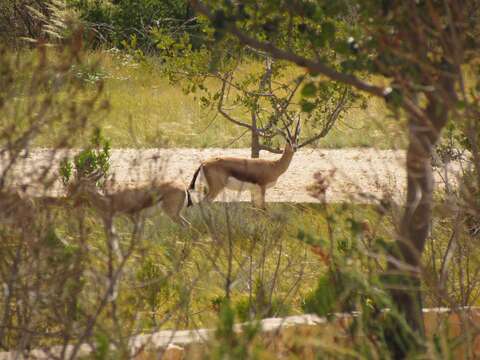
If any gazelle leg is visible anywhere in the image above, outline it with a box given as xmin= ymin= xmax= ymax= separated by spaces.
xmin=163 ymin=209 xmax=191 ymax=227
xmin=175 ymin=214 xmax=191 ymax=227
xmin=162 ymin=194 xmax=191 ymax=227
xmin=259 ymin=186 xmax=266 ymax=210
xmin=203 ymin=170 xmax=226 ymax=203
xmin=251 ymin=186 xmax=266 ymax=210
xmin=204 ymin=186 xmax=223 ymax=203
xmin=258 ymin=186 xmax=266 ymax=210
xmin=251 ymin=187 xmax=260 ymax=207
xmin=130 ymin=212 xmax=145 ymax=241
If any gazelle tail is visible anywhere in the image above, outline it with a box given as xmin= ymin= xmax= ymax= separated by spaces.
xmin=189 ymin=165 xmax=202 ymax=191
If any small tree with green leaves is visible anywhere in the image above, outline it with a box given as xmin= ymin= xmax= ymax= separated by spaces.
xmin=60 ymin=129 xmax=111 ymax=189
xmin=156 ymin=20 xmax=356 ymax=158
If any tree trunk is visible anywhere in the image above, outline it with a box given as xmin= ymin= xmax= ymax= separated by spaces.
xmin=386 ymin=99 xmax=449 ymax=357
xmin=251 ymin=127 xmax=260 ymax=159
xmin=250 ymin=117 xmax=260 ymax=203
xmin=250 ymin=55 xmax=272 ymax=160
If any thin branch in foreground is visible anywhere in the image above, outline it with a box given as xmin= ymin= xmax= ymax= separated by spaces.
xmin=217 ymin=73 xmax=253 ymax=130
xmin=298 ymin=87 xmax=350 ymax=149
xmin=191 ymin=0 xmax=386 ymax=98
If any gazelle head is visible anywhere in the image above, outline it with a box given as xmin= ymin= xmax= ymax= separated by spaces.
xmin=66 ymin=169 xmax=105 ymax=205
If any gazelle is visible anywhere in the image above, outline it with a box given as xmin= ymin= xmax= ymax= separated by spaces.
xmin=68 ymin=174 xmax=192 ymax=227
xmin=189 ymin=121 xmax=300 ymax=209
xmin=67 ymin=174 xmax=192 ymax=301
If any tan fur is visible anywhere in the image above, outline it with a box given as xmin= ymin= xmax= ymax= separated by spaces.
xmin=70 ymin=180 xmax=190 ymax=226
xmin=0 ymin=191 xmax=36 ymax=229
xmin=194 ymin=143 xmax=295 ymax=209
xmin=0 ymin=189 xmax=71 ymax=244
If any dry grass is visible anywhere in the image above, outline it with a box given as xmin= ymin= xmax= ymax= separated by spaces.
xmin=47 ymin=50 xmax=406 ymax=149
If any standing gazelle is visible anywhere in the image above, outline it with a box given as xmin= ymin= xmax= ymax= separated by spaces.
xmin=189 ymin=121 xmax=300 ymax=209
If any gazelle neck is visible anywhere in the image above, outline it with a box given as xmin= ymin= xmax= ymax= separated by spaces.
xmin=274 ymin=142 xmax=294 ymax=174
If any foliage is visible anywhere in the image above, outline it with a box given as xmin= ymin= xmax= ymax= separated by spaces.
xmin=59 ymin=129 xmax=111 ymax=186
xmin=2 ymin=1 xmax=480 ymax=358
xmin=299 ymin=201 xmax=388 ymax=317
xmin=301 ymin=270 xmax=350 ymax=317
xmin=194 ymin=1 xmax=480 ymax=355
xmin=234 ymin=292 xmax=291 ymax=323
xmin=46 ymin=50 xmax=398 ymax=149
xmin=66 ymin=0 xmax=194 ymax=51
xmin=155 ymin=14 xmax=360 ymax=157
xmin=0 ymin=36 xmax=107 ymax=186
xmin=0 ymin=21 xmax=109 ymax=353
xmin=0 ymin=0 xmax=80 ymax=47
xmin=210 ymin=299 xmax=262 ymax=360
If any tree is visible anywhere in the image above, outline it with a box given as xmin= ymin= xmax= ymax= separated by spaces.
xmin=156 ymin=16 xmax=355 ymax=158
xmin=192 ymin=0 xmax=480 ymax=356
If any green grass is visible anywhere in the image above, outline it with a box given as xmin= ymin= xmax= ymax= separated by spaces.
xmin=4 ymin=195 xmax=478 ymax=353
xmin=66 ymin=51 xmax=406 ymax=149
xmin=57 ymin=201 xmax=388 ymax=331
xmin=35 ymin=196 xmax=479 ymax=337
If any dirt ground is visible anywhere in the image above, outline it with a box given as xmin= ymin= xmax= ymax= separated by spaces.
xmin=1 ymin=148 xmax=461 ymax=203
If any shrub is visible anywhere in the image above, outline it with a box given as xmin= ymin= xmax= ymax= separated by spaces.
xmin=68 ymin=0 xmax=193 ymax=51
xmin=60 ymin=129 xmax=111 ymax=186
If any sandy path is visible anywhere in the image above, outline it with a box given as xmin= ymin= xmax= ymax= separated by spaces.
xmin=0 ymin=148 xmax=461 ymax=203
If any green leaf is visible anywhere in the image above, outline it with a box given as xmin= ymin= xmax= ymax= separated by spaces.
xmin=312 ymin=31 xmax=327 ymax=48
xmin=321 ymin=22 xmax=336 ymax=41
xmin=323 ymin=2 xmax=344 ymax=17
xmin=302 ymin=2 xmax=317 ymax=17
xmin=301 ymin=82 xmax=317 ymax=97
xmin=301 ymin=99 xmax=316 ymax=113
xmin=316 ymin=81 xmax=330 ymax=95
xmin=59 ymin=158 xmax=73 ymax=185
xmin=334 ymin=40 xmax=350 ymax=55
xmin=94 ymin=332 xmax=109 ymax=360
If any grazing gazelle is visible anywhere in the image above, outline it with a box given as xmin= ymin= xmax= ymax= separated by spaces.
xmin=67 ymin=174 xmax=191 ymax=301
xmin=189 ymin=121 xmax=300 ymax=209
xmin=69 ymin=173 xmax=192 ymax=227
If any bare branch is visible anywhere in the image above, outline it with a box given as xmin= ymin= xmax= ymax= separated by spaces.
xmin=256 ymin=75 xmax=304 ymax=141
xmin=298 ymin=87 xmax=349 ymax=149
xmin=217 ymin=73 xmax=253 ymax=130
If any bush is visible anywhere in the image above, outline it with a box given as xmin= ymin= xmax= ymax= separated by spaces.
xmin=59 ymin=129 xmax=111 ymax=186
xmin=68 ymin=0 xmax=193 ymax=51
